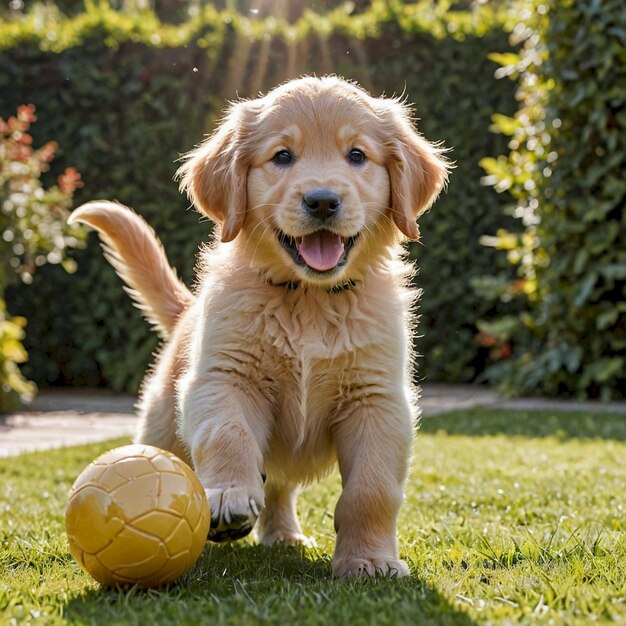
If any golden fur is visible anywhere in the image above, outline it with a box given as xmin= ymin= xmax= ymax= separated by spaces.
xmin=69 ymin=76 xmax=449 ymax=577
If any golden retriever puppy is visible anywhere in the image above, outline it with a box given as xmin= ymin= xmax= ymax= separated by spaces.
xmin=69 ymin=75 xmax=449 ymax=577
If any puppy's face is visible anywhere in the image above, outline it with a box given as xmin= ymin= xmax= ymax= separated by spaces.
xmin=178 ymin=77 xmax=449 ymax=288
xmin=244 ymin=95 xmax=392 ymax=287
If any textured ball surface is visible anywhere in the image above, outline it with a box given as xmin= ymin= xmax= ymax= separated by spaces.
xmin=66 ymin=444 xmax=209 ymax=588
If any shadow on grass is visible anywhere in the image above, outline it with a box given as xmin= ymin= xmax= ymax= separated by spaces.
xmin=64 ymin=543 xmax=478 ymax=626
xmin=420 ymin=407 xmax=626 ymax=442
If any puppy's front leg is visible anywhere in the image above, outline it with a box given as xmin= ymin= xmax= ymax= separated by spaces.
xmin=332 ymin=394 xmax=414 ymax=578
xmin=179 ymin=375 xmax=271 ymax=542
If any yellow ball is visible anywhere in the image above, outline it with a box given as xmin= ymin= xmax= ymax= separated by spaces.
xmin=66 ymin=444 xmax=210 ymax=588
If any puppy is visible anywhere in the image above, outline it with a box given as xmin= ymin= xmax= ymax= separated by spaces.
xmin=69 ymin=76 xmax=449 ymax=577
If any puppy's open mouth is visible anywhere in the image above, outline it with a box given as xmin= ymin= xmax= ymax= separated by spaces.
xmin=277 ymin=230 xmax=359 ymax=273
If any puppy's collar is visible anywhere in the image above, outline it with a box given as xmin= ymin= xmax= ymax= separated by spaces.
xmin=263 ymin=276 xmax=359 ymax=294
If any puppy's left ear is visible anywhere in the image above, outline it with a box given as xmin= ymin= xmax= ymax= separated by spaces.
xmin=383 ymin=102 xmax=450 ymax=240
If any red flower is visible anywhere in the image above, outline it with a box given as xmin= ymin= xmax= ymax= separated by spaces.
xmin=7 ymin=143 xmax=32 ymax=162
xmin=476 ymin=332 xmax=498 ymax=348
xmin=58 ymin=167 xmax=83 ymax=194
xmin=15 ymin=131 xmax=33 ymax=146
xmin=17 ymin=104 xmax=37 ymax=124
xmin=38 ymin=141 xmax=58 ymax=163
xmin=490 ymin=342 xmax=513 ymax=361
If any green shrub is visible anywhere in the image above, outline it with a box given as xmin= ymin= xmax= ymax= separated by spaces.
xmin=364 ymin=16 xmax=517 ymax=382
xmin=478 ymin=0 xmax=626 ymax=400
xmin=0 ymin=303 xmax=33 ymax=410
xmin=0 ymin=104 xmax=85 ymax=408
xmin=1 ymin=1 xmax=516 ymax=392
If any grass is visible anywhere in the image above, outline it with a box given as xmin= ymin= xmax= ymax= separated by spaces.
xmin=1 ymin=408 xmax=625 ymax=626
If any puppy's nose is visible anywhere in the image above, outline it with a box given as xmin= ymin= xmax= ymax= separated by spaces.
xmin=302 ymin=188 xmax=342 ymax=221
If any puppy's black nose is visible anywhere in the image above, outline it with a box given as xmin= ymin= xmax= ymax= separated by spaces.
xmin=302 ymin=188 xmax=341 ymax=221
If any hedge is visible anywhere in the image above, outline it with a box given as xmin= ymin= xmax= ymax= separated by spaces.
xmin=478 ymin=0 xmax=626 ymax=400
xmin=1 ymin=1 xmax=517 ymax=393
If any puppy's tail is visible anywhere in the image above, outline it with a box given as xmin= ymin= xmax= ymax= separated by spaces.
xmin=69 ymin=201 xmax=193 ymax=338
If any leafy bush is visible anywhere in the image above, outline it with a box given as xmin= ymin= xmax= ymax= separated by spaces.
xmin=1 ymin=1 xmax=516 ymax=392
xmin=478 ymin=0 xmax=626 ymax=400
xmin=0 ymin=303 xmax=33 ymax=410
xmin=363 ymin=16 xmax=517 ymax=382
xmin=0 ymin=104 xmax=84 ymax=408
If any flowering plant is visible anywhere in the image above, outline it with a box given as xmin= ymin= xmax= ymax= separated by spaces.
xmin=0 ymin=104 xmax=85 ymax=408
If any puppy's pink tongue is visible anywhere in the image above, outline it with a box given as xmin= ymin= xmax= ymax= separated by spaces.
xmin=296 ymin=231 xmax=344 ymax=272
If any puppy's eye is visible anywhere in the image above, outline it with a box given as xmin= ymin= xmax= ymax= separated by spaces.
xmin=347 ymin=148 xmax=366 ymax=165
xmin=272 ymin=150 xmax=294 ymax=166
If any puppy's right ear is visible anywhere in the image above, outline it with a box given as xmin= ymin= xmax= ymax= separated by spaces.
xmin=177 ymin=102 xmax=254 ymax=243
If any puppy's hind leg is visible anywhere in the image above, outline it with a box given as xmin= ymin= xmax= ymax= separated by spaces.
xmin=133 ymin=337 xmax=190 ymax=465
xmin=134 ymin=376 xmax=190 ymax=466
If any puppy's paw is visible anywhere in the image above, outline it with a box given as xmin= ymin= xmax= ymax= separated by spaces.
xmin=206 ymin=487 xmax=262 ymax=542
xmin=259 ymin=529 xmax=317 ymax=548
xmin=333 ymin=557 xmax=410 ymax=578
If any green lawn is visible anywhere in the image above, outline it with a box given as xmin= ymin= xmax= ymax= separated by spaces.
xmin=1 ymin=408 xmax=625 ymax=625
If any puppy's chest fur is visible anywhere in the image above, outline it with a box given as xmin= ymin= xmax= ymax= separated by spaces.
xmin=258 ymin=289 xmax=368 ymax=476
xmin=198 ymin=273 xmax=412 ymax=478
xmin=213 ymin=282 xmax=385 ymax=400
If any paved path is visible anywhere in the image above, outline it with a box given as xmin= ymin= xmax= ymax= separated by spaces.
xmin=1 ymin=385 xmax=624 ymax=458
xmin=0 ymin=390 xmax=137 ymax=458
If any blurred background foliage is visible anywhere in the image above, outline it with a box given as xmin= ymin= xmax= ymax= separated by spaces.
xmin=0 ymin=0 xmax=623 ymax=404
xmin=478 ymin=0 xmax=625 ymax=400
xmin=0 ymin=104 xmax=85 ymax=409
